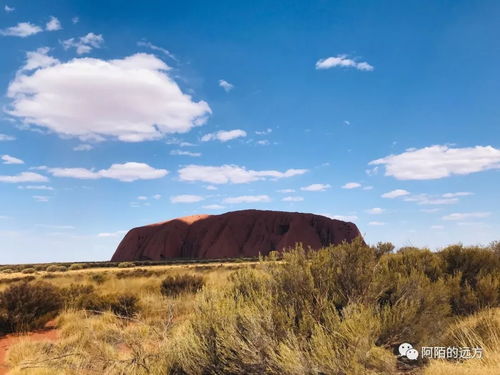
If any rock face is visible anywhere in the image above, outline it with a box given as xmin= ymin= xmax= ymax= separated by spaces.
xmin=111 ymin=209 xmax=362 ymax=261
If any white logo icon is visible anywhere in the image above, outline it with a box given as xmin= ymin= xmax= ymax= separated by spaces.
xmin=398 ymin=343 xmax=419 ymax=360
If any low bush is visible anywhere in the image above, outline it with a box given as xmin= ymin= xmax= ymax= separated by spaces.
xmin=118 ymin=262 xmax=134 ymax=268
xmin=160 ymin=274 xmax=205 ymax=297
xmin=21 ymin=267 xmax=36 ymax=274
xmin=0 ymin=282 xmax=62 ymax=333
xmin=46 ymin=265 xmax=67 ymax=272
xmin=1 ymin=268 xmax=14 ymax=274
xmin=69 ymin=263 xmax=85 ymax=271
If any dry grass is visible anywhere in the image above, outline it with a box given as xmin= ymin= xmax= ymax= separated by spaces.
xmin=425 ymin=308 xmax=500 ymax=375
xmin=2 ymin=241 xmax=499 ymax=374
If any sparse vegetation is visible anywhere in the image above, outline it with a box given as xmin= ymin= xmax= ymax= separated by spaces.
xmin=1 ymin=240 xmax=499 ymax=374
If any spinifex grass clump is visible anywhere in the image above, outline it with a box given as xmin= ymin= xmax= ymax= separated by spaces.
xmin=0 ymin=281 xmax=62 ymax=333
xmin=160 ymin=273 xmax=205 ymax=297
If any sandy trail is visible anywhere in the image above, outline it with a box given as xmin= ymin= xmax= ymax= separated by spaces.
xmin=0 ymin=322 xmax=59 ymax=375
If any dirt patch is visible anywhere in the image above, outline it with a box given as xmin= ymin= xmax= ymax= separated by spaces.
xmin=0 ymin=321 xmax=59 ymax=375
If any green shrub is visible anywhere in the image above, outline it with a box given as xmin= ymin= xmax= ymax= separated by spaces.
xmin=69 ymin=263 xmax=84 ymax=271
xmin=1 ymin=268 xmax=14 ymax=274
xmin=109 ymin=294 xmax=139 ymax=318
xmin=21 ymin=267 xmax=36 ymax=274
xmin=0 ymin=282 xmax=62 ymax=333
xmin=46 ymin=265 xmax=67 ymax=272
xmin=118 ymin=262 xmax=134 ymax=268
xmin=160 ymin=274 xmax=205 ymax=297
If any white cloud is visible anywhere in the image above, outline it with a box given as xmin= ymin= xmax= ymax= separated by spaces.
xmin=205 ymin=185 xmax=217 ymax=190
xmin=218 ymin=79 xmax=234 ymax=92
xmin=0 ymin=172 xmax=48 ymax=183
xmin=137 ymin=196 xmax=148 ymax=200
xmin=362 ymin=186 xmax=373 ymax=190
xmin=33 ymin=195 xmax=50 ymax=202
xmin=300 ymin=183 xmax=331 ymax=192
xmin=342 ymin=182 xmax=361 ymax=189
xmin=21 ymin=47 xmax=59 ymax=71
xmin=179 ymin=164 xmax=307 ymax=184
xmin=72 ymin=17 xmax=79 ymax=24
xmin=366 ymin=166 xmax=379 ymax=176
xmin=442 ymin=192 xmax=473 ymax=198
xmin=46 ymin=16 xmax=61 ymax=31
xmin=48 ymin=162 xmax=168 ymax=182
xmin=442 ymin=212 xmax=491 ymax=221
xmin=18 ymin=185 xmax=53 ymax=190
xmin=1 ymin=22 xmax=42 ymax=37
xmin=366 ymin=207 xmax=385 ymax=214
xmin=0 ymin=134 xmax=15 ymax=141
xmin=152 ymin=194 xmax=162 ymax=200
xmin=73 ymin=144 xmax=93 ymax=151
xmin=368 ymin=221 xmax=385 ymax=226
xmin=315 ymin=55 xmax=374 ymax=71
xmin=381 ymin=189 xmax=410 ymax=198
xmin=137 ymin=41 xmax=176 ymax=60
xmin=369 ymin=145 xmax=500 ymax=180
xmin=203 ymin=204 xmax=225 ymax=210
xmin=8 ymin=51 xmax=211 ymax=142
xmin=61 ymin=32 xmax=103 ymax=54
xmin=282 ymin=196 xmax=304 ymax=202
xmin=2 ymin=154 xmax=24 ymax=164
xmin=98 ymin=230 xmax=127 ymax=238
xmin=4 ymin=5 xmax=14 ymax=12
xmin=170 ymin=150 xmax=201 ymax=157
xmin=223 ymin=195 xmax=271 ymax=204
xmin=201 ymin=129 xmax=247 ymax=142
xmin=277 ymin=189 xmax=295 ymax=193
xmin=170 ymin=194 xmax=204 ymax=203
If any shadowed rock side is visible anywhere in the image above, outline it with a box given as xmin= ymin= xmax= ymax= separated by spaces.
xmin=111 ymin=210 xmax=362 ymax=261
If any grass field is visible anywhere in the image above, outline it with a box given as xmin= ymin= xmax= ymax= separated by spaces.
xmin=0 ymin=240 xmax=499 ymax=374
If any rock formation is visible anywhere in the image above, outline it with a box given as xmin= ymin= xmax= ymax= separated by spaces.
xmin=111 ymin=209 xmax=362 ymax=261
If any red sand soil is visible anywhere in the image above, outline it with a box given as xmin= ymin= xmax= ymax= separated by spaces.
xmin=112 ymin=209 xmax=362 ymax=261
xmin=0 ymin=321 xmax=59 ymax=375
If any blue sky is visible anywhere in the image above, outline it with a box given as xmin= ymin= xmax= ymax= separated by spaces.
xmin=0 ymin=0 xmax=499 ymax=264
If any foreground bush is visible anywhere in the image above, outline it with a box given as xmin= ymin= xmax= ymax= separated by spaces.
xmin=0 ymin=282 xmax=62 ymax=333
xmin=160 ymin=274 xmax=205 ymax=297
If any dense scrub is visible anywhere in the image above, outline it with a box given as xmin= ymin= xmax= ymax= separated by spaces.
xmin=2 ymin=239 xmax=500 ymax=374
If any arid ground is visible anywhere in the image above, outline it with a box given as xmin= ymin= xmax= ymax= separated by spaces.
xmin=0 ymin=240 xmax=499 ymax=375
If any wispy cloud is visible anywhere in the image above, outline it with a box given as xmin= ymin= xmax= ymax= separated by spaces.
xmin=442 ymin=212 xmax=491 ymax=221
xmin=170 ymin=194 xmax=204 ymax=203
xmin=170 ymin=150 xmax=201 ymax=157
xmin=61 ymin=32 xmax=103 ymax=54
xmin=48 ymin=162 xmax=168 ymax=182
xmin=301 ymin=183 xmax=331 ymax=192
xmin=201 ymin=129 xmax=246 ymax=142
xmin=0 ymin=134 xmax=15 ymax=141
xmin=223 ymin=195 xmax=271 ymax=204
xmin=137 ymin=40 xmax=176 ymax=60
xmin=2 ymin=154 xmax=24 ymax=165
xmin=73 ymin=144 xmax=94 ymax=152
xmin=218 ymin=79 xmax=234 ymax=92
xmin=0 ymin=172 xmax=48 ymax=183
xmin=282 ymin=196 xmax=304 ymax=202
xmin=179 ymin=165 xmax=307 ymax=184
xmin=341 ymin=182 xmax=361 ymax=189
xmin=381 ymin=189 xmax=410 ymax=198
xmin=4 ymin=5 xmax=14 ymax=12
